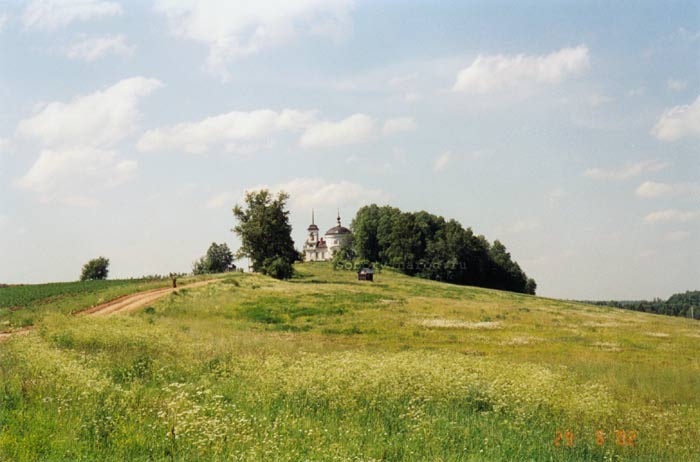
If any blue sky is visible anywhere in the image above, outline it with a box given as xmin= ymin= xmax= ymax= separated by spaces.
xmin=0 ymin=0 xmax=698 ymax=299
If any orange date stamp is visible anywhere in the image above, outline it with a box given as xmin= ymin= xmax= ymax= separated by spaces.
xmin=554 ymin=429 xmax=637 ymax=447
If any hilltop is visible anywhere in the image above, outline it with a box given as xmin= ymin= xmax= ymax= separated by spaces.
xmin=0 ymin=263 xmax=698 ymax=461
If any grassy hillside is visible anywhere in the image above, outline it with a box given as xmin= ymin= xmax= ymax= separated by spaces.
xmin=1 ymin=263 xmax=698 ymax=461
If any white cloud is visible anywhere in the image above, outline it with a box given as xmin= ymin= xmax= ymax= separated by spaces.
xmin=154 ymin=0 xmax=353 ymax=80
xmin=138 ymin=109 xmax=315 ymax=154
xmin=382 ymin=117 xmax=416 ymax=135
xmin=16 ymin=147 xmax=137 ymax=206
xmin=635 ymin=181 xmax=700 ymax=199
xmin=644 ymin=209 xmax=699 ymax=224
xmin=452 ymin=45 xmax=589 ymax=94
xmin=433 ymin=151 xmax=451 ymax=173
xmin=275 ymin=178 xmax=387 ymax=208
xmin=65 ymin=35 xmax=134 ymax=61
xmin=16 ymin=77 xmax=158 ymax=205
xmin=667 ymin=79 xmax=687 ymax=92
xmin=207 ymin=177 xmax=387 ymax=211
xmin=651 ymin=96 xmax=700 ymax=141
xmin=635 ymin=181 xmax=674 ymax=198
xmin=664 ymin=230 xmax=690 ymax=242
xmin=18 ymin=77 xmax=161 ymax=148
xmin=23 ymin=0 xmax=122 ymax=30
xmin=0 ymin=14 xmax=8 ymax=33
xmin=300 ymin=114 xmax=374 ymax=149
xmin=583 ymin=159 xmax=668 ymax=181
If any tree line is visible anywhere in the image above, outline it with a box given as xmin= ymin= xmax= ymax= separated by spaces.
xmin=585 ymin=290 xmax=700 ymax=320
xmin=348 ymin=204 xmax=536 ymax=294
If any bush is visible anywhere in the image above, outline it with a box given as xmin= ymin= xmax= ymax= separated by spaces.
xmin=80 ymin=257 xmax=109 ymax=281
xmin=193 ymin=243 xmax=235 ymax=275
xmin=262 ymin=257 xmax=294 ymax=280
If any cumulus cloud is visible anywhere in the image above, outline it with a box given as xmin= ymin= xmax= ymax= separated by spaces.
xmin=154 ymin=0 xmax=353 ymax=80
xmin=452 ymin=45 xmax=590 ymax=94
xmin=275 ymin=178 xmax=387 ymax=208
xmin=17 ymin=147 xmax=136 ymax=195
xmin=300 ymin=114 xmax=374 ymax=149
xmin=16 ymin=77 xmax=159 ymax=205
xmin=433 ymin=151 xmax=451 ymax=172
xmin=382 ymin=117 xmax=416 ymax=135
xmin=23 ymin=0 xmax=122 ymax=30
xmin=635 ymin=181 xmax=700 ymax=199
xmin=651 ymin=96 xmax=700 ymax=141
xmin=138 ymin=109 xmax=315 ymax=154
xmin=644 ymin=209 xmax=699 ymax=224
xmin=18 ymin=77 xmax=161 ymax=148
xmin=65 ymin=34 xmax=134 ymax=61
xmin=583 ymin=159 xmax=668 ymax=181
xmin=206 ymin=178 xmax=387 ymax=211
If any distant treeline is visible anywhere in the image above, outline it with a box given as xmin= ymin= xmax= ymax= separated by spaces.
xmin=585 ymin=290 xmax=700 ymax=320
xmin=350 ymin=205 xmax=536 ymax=294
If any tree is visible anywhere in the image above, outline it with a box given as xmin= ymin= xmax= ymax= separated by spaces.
xmin=232 ymin=189 xmax=297 ymax=277
xmin=193 ymin=242 xmax=234 ymax=275
xmin=524 ymin=278 xmax=537 ymax=295
xmin=80 ymin=257 xmax=109 ymax=281
xmin=349 ymin=204 xmax=536 ymax=294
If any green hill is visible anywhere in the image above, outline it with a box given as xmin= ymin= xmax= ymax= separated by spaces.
xmin=1 ymin=263 xmax=698 ymax=461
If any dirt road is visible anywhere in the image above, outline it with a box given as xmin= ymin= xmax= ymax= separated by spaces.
xmin=0 ymin=279 xmax=218 ymax=340
xmin=77 ymin=279 xmax=217 ymax=316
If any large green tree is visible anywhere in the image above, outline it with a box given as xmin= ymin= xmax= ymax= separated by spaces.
xmin=232 ymin=190 xmax=297 ymax=277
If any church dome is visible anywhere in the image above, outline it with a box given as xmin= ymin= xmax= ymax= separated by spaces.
xmin=325 ymin=225 xmax=351 ymax=235
xmin=326 ymin=210 xmax=350 ymax=235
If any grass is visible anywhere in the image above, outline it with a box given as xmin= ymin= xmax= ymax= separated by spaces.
xmin=0 ymin=263 xmax=698 ymax=461
xmin=0 ymin=275 xmax=219 ymax=330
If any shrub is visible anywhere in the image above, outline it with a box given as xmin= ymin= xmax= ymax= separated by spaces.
xmin=262 ymin=257 xmax=294 ymax=280
xmin=193 ymin=243 xmax=235 ymax=274
xmin=80 ymin=257 xmax=109 ymax=281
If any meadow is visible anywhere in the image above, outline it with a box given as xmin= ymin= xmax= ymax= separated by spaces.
xmin=0 ymin=263 xmax=698 ymax=461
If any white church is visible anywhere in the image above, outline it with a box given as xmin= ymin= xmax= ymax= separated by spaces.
xmin=303 ymin=210 xmax=352 ymax=261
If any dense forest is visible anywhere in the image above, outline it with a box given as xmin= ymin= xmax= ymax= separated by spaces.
xmin=585 ymin=290 xmax=700 ymax=320
xmin=348 ymin=204 xmax=536 ymax=294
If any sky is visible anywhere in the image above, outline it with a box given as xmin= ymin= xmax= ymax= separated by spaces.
xmin=0 ymin=0 xmax=698 ymax=300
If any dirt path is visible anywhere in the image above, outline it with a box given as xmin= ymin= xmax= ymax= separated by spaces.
xmin=77 ymin=279 xmax=217 ymax=316
xmin=0 ymin=279 xmax=218 ymax=340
